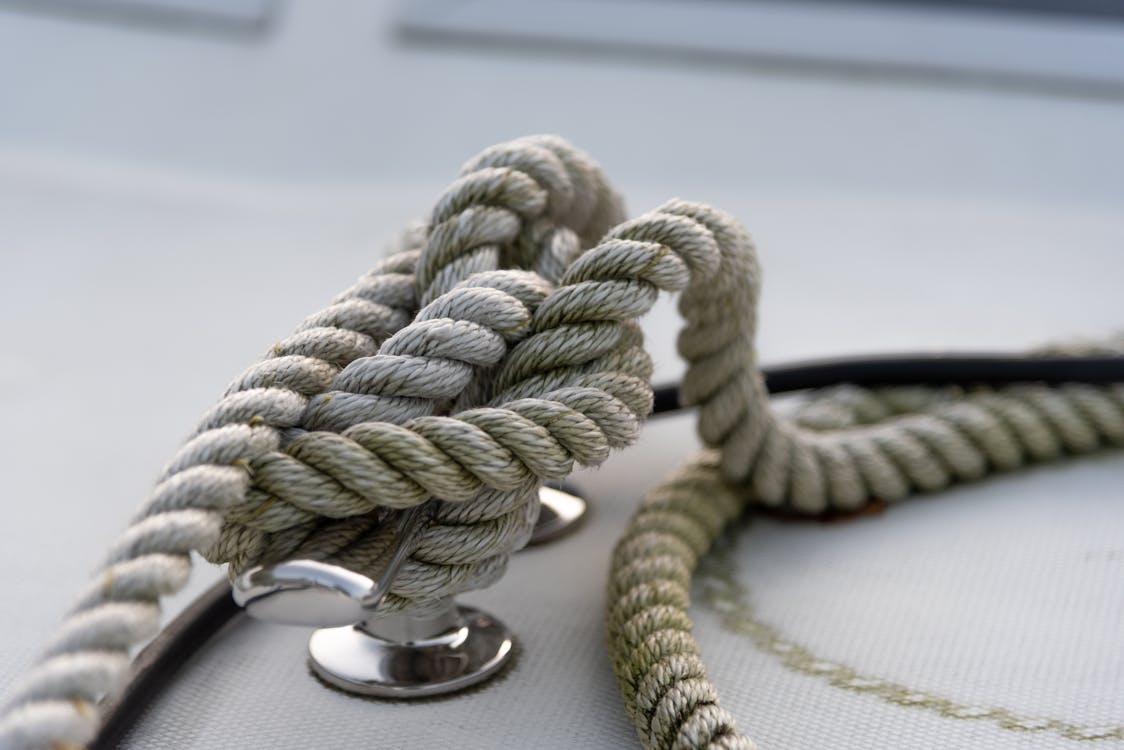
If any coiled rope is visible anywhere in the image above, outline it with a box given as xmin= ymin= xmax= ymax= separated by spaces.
xmin=607 ymin=287 xmax=1124 ymax=750
xmin=2 ymin=135 xmax=1121 ymax=750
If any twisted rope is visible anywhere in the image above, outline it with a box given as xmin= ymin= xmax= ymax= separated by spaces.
xmin=209 ymin=135 xmax=628 ymax=605
xmin=243 ymin=200 xmax=729 ymax=606
xmin=0 ymin=239 xmax=426 ymax=750
xmin=2 ymin=133 xmax=1120 ymax=750
xmin=606 ymin=203 xmax=1124 ymax=748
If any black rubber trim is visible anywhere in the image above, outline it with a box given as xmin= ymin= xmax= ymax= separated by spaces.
xmin=653 ymin=353 xmax=1124 ymax=414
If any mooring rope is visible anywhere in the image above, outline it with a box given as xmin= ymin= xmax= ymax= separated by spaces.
xmin=608 ymin=381 xmax=1124 ymax=746
xmin=0 ymin=134 xmax=629 ymax=748
xmin=1 ymin=135 xmax=1120 ymax=750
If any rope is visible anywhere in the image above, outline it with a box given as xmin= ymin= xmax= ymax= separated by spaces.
xmin=607 ymin=380 xmax=1124 ymax=749
xmin=211 ymin=134 xmax=633 ymax=606
xmin=605 ymin=199 xmax=1124 ymax=750
xmin=0 ymin=134 xmax=626 ymax=749
xmin=1 ymin=133 xmax=1120 ymax=750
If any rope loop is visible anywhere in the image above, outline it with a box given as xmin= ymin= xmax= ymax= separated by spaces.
xmin=3 ymin=135 xmax=1121 ymax=750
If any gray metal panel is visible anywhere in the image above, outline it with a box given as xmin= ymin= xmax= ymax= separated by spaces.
xmin=398 ymin=0 xmax=1124 ymax=95
xmin=0 ymin=0 xmax=276 ymax=34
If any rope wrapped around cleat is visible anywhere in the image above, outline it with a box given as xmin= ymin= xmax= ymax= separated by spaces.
xmin=3 ymin=134 xmax=1122 ymax=750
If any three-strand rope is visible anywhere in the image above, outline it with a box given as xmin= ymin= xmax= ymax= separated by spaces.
xmin=0 ymin=134 xmax=634 ymax=748
xmin=1 ymin=134 xmax=1120 ymax=750
xmin=609 ymin=320 xmax=1124 ymax=748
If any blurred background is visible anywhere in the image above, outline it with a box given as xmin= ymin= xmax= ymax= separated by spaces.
xmin=1 ymin=3 xmax=1123 ymax=745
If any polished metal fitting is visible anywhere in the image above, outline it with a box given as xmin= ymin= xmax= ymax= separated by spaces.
xmin=233 ymin=505 xmax=513 ymax=698
xmin=231 ymin=484 xmax=587 ymax=698
xmin=528 ymin=484 xmax=587 ymax=545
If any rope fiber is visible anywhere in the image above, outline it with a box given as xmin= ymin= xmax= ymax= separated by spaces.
xmin=1 ymin=135 xmax=1120 ymax=750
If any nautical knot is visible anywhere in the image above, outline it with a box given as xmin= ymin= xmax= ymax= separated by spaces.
xmin=3 ymin=134 xmax=1122 ymax=750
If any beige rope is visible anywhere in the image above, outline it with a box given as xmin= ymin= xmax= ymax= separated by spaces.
xmin=606 ymin=203 xmax=1124 ymax=748
xmin=1 ymin=133 xmax=1120 ymax=750
xmin=0 ymin=135 xmax=628 ymax=748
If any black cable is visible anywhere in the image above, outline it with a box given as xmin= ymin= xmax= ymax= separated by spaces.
xmin=652 ymin=353 xmax=1124 ymax=414
xmin=89 ymin=351 xmax=1124 ymax=746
